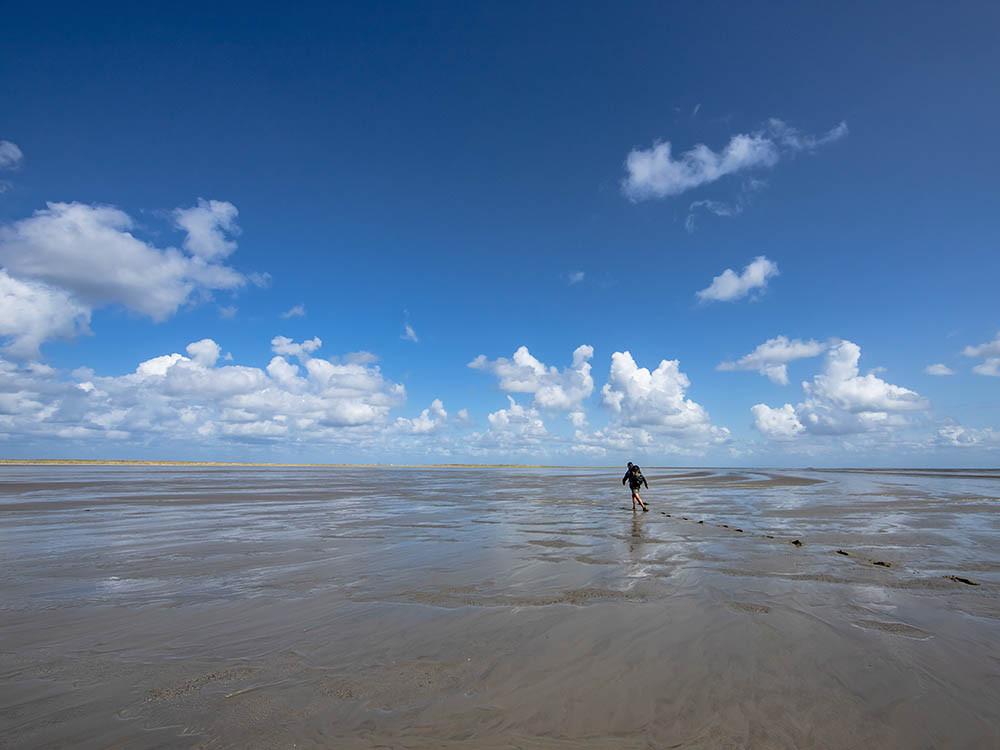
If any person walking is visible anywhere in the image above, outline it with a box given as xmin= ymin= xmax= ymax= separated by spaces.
xmin=622 ymin=461 xmax=649 ymax=512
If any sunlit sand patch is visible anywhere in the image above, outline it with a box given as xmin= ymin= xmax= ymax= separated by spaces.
xmin=144 ymin=667 xmax=259 ymax=703
xmin=317 ymin=657 xmax=483 ymax=710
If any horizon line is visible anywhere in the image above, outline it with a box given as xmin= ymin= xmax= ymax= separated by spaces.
xmin=0 ymin=459 xmax=994 ymax=472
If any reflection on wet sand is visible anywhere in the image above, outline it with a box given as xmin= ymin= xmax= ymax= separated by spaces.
xmin=1 ymin=465 xmax=998 ymax=748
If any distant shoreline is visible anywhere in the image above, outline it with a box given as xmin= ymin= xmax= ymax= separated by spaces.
xmin=0 ymin=458 xmax=572 ymax=469
xmin=0 ymin=459 xmax=993 ymax=472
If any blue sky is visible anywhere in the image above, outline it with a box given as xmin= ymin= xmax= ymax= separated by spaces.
xmin=1 ymin=1 xmax=997 ymax=466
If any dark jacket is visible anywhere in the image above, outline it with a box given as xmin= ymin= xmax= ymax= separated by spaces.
xmin=622 ymin=466 xmax=648 ymax=490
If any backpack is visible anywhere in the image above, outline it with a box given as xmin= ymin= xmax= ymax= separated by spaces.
xmin=629 ymin=465 xmax=644 ymax=483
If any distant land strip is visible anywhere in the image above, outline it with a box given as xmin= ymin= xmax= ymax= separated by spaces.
xmin=0 ymin=459 xmax=587 ymax=469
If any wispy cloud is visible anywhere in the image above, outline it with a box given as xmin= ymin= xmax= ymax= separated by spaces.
xmin=0 ymin=140 xmax=23 ymax=171
xmin=248 ymin=272 xmax=272 ymax=289
xmin=696 ymin=256 xmax=778 ymax=303
xmin=622 ymin=119 xmax=847 ymax=201
xmin=685 ymin=199 xmax=742 ymax=233
xmin=280 ymin=304 xmax=306 ymax=319
xmin=401 ymin=324 xmax=419 ymax=343
xmin=566 ymin=270 xmax=585 ymax=285
xmin=766 ymin=118 xmax=848 ymax=152
xmin=937 ymin=424 xmax=1000 ymax=448
xmin=0 ymin=141 xmax=24 ymax=194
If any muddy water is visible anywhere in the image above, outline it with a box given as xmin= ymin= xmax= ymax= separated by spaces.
xmin=1 ymin=466 xmax=998 ymax=748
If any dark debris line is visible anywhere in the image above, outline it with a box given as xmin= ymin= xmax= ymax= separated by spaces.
xmin=653 ymin=510 xmax=981 ymax=587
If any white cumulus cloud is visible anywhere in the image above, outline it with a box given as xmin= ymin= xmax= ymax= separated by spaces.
xmin=963 ymin=332 xmax=1000 ymax=376
xmin=806 ymin=342 xmax=926 ymax=413
xmin=697 ymin=256 xmax=779 ymax=303
xmin=85 ymin=338 xmax=398 ymax=438
xmin=750 ymin=403 xmax=804 ymax=440
xmin=753 ymin=340 xmax=928 ymax=439
xmin=469 ymin=345 xmax=594 ymax=412
xmin=186 ymin=338 xmax=221 ymax=368
xmin=924 ymin=363 xmax=955 ymax=376
xmin=973 ymin=360 xmax=1000 ymax=377
xmin=622 ymin=119 xmax=847 ymax=201
xmin=623 ymin=133 xmax=778 ymax=200
xmin=395 ymin=399 xmax=449 ymax=434
xmin=271 ymin=335 xmax=322 ymax=360
xmin=962 ymin=332 xmax=1000 ymax=358
xmin=0 ymin=271 xmax=91 ymax=359
xmin=718 ymin=335 xmax=827 ymax=385
xmin=174 ymin=199 xmax=240 ymax=261
xmin=0 ymin=201 xmax=253 ymax=357
xmin=600 ymin=350 xmax=729 ymax=442
xmin=0 ymin=335 xmax=415 ymax=453
xmin=480 ymin=396 xmax=548 ymax=445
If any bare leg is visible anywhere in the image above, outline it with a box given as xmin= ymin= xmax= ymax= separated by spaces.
xmin=632 ymin=490 xmax=647 ymax=511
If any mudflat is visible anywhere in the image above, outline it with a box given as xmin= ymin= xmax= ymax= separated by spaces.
xmin=1 ymin=466 xmax=998 ymax=748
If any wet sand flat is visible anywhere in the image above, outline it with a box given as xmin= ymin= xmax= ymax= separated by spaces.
xmin=1 ymin=466 xmax=999 ymax=748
